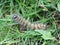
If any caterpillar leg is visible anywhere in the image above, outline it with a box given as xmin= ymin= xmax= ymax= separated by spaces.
xmin=18 ymin=24 xmax=27 ymax=33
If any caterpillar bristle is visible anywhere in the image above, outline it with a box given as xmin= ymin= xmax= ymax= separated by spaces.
xmin=34 ymin=24 xmax=38 ymax=30
xmin=13 ymin=14 xmax=47 ymax=32
xmin=30 ymin=23 xmax=35 ymax=30
xmin=37 ymin=23 xmax=46 ymax=29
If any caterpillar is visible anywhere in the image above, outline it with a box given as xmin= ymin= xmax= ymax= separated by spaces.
xmin=12 ymin=14 xmax=47 ymax=32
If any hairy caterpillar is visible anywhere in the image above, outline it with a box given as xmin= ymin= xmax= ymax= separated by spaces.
xmin=12 ymin=14 xmax=46 ymax=32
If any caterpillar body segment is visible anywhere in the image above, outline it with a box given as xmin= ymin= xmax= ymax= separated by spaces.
xmin=13 ymin=14 xmax=47 ymax=32
xmin=29 ymin=23 xmax=46 ymax=30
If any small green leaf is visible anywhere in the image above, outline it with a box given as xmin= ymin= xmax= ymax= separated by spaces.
xmin=57 ymin=3 xmax=60 ymax=12
xmin=59 ymin=41 xmax=60 ymax=43
xmin=45 ymin=42 xmax=54 ymax=45
xmin=35 ymin=30 xmax=55 ymax=40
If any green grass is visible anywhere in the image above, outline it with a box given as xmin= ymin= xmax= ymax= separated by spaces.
xmin=0 ymin=0 xmax=60 ymax=45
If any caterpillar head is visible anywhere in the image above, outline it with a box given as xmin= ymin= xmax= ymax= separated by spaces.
xmin=12 ymin=14 xmax=25 ymax=24
xmin=12 ymin=14 xmax=18 ymax=19
xmin=12 ymin=14 xmax=21 ymax=24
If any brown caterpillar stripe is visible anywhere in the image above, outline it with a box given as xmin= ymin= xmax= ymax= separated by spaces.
xmin=13 ymin=14 xmax=46 ymax=31
xmin=30 ymin=23 xmax=46 ymax=30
